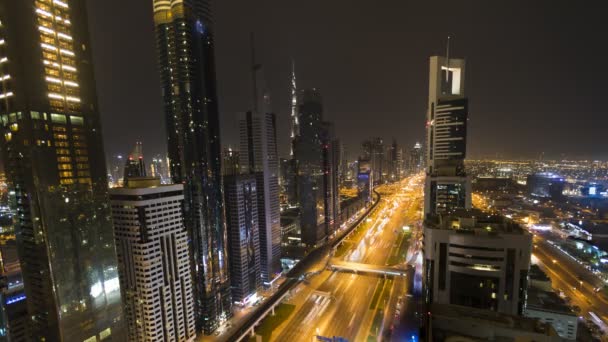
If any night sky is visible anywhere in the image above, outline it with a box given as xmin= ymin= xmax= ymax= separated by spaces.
xmin=87 ymin=0 xmax=608 ymax=163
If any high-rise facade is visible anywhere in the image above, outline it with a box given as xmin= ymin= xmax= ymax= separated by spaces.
xmin=110 ymin=178 xmax=196 ymax=342
xmin=223 ymin=174 xmax=261 ymax=303
xmin=408 ymin=142 xmax=424 ymax=175
xmin=222 ymin=148 xmax=240 ymax=177
xmin=424 ymin=56 xmax=471 ymax=215
xmin=152 ymin=0 xmax=230 ymax=333
xmin=294 ymin=89 xmax=338 ymax=247
xmin=362 ymin=138 xmax=384 ymax=184
xmin=423 ymin=211 xmax=532 ymax=316
xmin=0 ymin=0 xmax=125 ymax=340
xmin=238 ymin=111 xmax=281 ymax=283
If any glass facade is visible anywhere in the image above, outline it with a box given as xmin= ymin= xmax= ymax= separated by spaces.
xmin=153 ymin=0 xmax=230 ymax=333
xmin=0 ymin=0 xmax=125 ymax=340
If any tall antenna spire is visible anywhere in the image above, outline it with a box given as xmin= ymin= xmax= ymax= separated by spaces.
xmin=289 ymin=59 xmax=298 ymax=156
xmin=445 ymin=35 xmax=451 ymax=82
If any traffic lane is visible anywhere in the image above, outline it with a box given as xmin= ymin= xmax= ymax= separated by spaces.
xmin=534 ymin=245 xmax=608 ymax=322
xmin=534 ymin=234 xmax=606 ymax=290
xmin=534 ymin=239 xmax=608 ymax=310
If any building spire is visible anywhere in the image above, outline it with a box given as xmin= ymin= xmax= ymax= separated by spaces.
xmin=289 ymin=59 xmax=298 ymax=156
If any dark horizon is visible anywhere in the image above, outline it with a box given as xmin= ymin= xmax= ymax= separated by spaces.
xmin=87 ymin=0 xmax=608 ymax=164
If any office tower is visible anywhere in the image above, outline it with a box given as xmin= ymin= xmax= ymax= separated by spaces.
xmin=110 ymin=178 xmax=196 ymax=342
xmin=223 ymin=174 xmax=261 ymax=304
xmin=0 ymin=1 xmax=125 ymax=340
xmin=149 ymin=154 xmax=169 ymax=184
xmin=238 ymin=48 xmax=281 ymax=283
xmin=153 ymin=0 xmax=230 ymax=333
xmin=0 ymin=240 xmax=29 ymax=341
xmin=279 ymin=158 xmax=297 ymax=207
xmin=409 ymin=142 xmax=423 ymax=174
xmin=388 ymin=139 xmax=399 ymax=181
xmin=424 ymin=55 xmax=471 ymax=215
xmin=357 ymin=158 xmax=373 ymax=203
xmin=222 ymin=148 xmax=240 ymax=177
xmin=423 ymin=210 xmax=532 ymax=315
xmin=323 ymin=123 xmax=340 ymax=236
xmin=294 ymin=89 xmax=338 ymax=246
xmin=108 ymin=154 xmax=125 ymax=187
xmin=123 ymin=141 xmax=146 ymax=185
xmin=362 ymin=138 xmax=385 ymax=184
xmin=238 ymin=111 xmax=281 ymax=283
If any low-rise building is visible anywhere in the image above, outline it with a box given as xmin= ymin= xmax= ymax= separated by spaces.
xmin=428 ymin=303 xmax=561 ymax=342
xmin=525 ymin=287 xmax=578 ymax=341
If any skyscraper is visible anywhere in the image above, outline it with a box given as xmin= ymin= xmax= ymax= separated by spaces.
xmin=294 ymin=89 xmax=338 ymax=247
xmin=409 ymin=142 xmax=424 ymax=174
xmin=222 ymin=147 xmax=240 ymax=177
xmin=239 ymin=111 xmax=281 ymax=283
xmin=153 ymin=0 xmax=230 ymax=333
xmin=362 ymin=138 xmax=385 ymax=184
xmin=110 ymin=178 xmax=196 ymax=342
xmin=424 ymin=55 xmax=471 ymax=215
xmin=0 ymin=0 xmax=125 ymax=340
xmin=223 ymin=174 xmax=261 ymax=304
xmin=289 ymin=60 xmax=298 ymax=157
xmin=123 ymin=141 xmax=146 ymax=185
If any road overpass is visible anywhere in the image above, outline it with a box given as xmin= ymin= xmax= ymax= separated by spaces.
xmin=329 ymin=260 xmax=409 ymax=277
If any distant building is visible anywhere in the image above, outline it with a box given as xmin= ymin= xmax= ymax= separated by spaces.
xmin=527 ymin=173 xmax=565 ymax=200
xmin=295 ymin=89 xmax=339 ymax=247
xmin=362 ymin=138 xmax=385 ymax=184
xmin=123 ymin=142 xmax=146 ymax=185
xmin=408 ymin=142 xmax=424 ymax=174
xmin=428 ymin=303 xmax=560 ymax=342
xmin=357 ymin=158 xmax=373 ymax=203
xmin=110 ymin=178 xmax=196 ymax=342
xmin=222 ymin=148 xmax=240 ymax=176
xmin=149 ymin=154 xmax=169 ymax=184
xmin=525 ymin=287 xmax=577 ymax=341
xmin=424 ymin=55 xmax=471 ymax=215
xmin=423 ymin=210 xmax=532 ymax=316
xmin=279 ymin=158 xmax=298 ymax=207
xmin=224 ymin=175 xmax=261 ymax=303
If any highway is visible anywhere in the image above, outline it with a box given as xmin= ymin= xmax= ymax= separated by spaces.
xmin=473 ymin=192 xmax=608 ymax=339
xmin=270 ymin=175 xmax=424 ymax=342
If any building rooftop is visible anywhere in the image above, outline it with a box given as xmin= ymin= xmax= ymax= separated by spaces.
xmin=430 ymin=303 xmax=559 ymax=340
xmin=529 ymin=264 xmax=551 ymax=282
xmin=526 ymin=287 xmax=575 ymax=316
xmin=425 ymin=209 xmax=526 ymax=235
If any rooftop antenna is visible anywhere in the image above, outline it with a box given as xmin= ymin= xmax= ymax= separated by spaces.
xmin=445 ymin=35 xmax=451 ymax=82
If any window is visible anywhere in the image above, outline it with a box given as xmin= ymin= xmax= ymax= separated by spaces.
xmin=51 ymin=113 xmax=67 ymax=124
xmin=70 ymin=115 xmax=83 ymax=125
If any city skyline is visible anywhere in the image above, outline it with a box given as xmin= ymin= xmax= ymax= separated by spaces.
xmin=86 ymin=0 xmax=608 ymax=163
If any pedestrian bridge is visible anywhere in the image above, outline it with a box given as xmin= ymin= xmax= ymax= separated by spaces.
xmin=329 ymin=260 xmax=408 ymax=277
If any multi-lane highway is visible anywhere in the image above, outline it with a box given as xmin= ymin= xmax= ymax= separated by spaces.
xmin=270 ymin=175 xmax=424 ymax=341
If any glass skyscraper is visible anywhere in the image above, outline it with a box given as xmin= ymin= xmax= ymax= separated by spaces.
xmin=0 ymin=0 xmax=125 ymax=340
xmin=152 ymin=0 xmax=230 ymax=334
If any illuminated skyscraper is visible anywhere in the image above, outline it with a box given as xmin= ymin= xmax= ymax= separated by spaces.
xmin=424 ymin=54 xmax=471 ymax=215
xmin=0 ymin=0 xmax=125 ymax=340
xmin=289 ymin=60 xmax=298 ymax=157
xmin=152 ymin=0 xmax=230 ymax=333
